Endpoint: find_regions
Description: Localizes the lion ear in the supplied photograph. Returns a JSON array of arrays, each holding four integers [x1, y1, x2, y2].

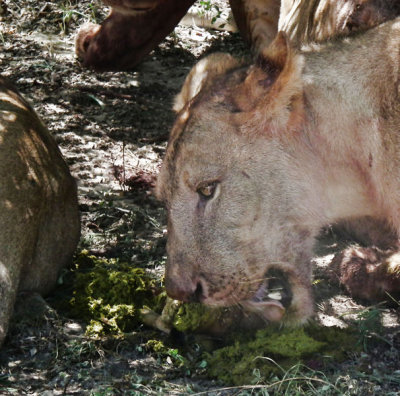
[[238, 32, 305, 132], [173, 53, 240, 113]]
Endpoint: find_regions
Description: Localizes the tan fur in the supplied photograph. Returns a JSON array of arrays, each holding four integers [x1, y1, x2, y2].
[[75, 23, 101, 60], [173, 53, 241, 113], [157, 18, 400, 324], [229, 0, 281, 51], [75, 0, 399, 70], [0, 79, 80, 346], [279, 0, 400, 47], [231, 0, 400, 54], [75, 0, 195, 71]]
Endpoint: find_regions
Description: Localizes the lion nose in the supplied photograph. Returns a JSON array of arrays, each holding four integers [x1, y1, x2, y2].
[[165, 276, 206, 303]]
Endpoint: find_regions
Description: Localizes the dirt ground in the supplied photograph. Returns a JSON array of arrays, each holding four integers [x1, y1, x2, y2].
[[0, 1, 400, 395]]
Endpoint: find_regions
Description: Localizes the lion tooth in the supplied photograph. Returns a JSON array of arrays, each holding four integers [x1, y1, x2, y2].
[[267, 291, 282, 301]]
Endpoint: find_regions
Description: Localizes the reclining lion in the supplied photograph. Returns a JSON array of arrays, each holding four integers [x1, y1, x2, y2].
[[0, 78, 80, 346], [156, 18, 400, 324]]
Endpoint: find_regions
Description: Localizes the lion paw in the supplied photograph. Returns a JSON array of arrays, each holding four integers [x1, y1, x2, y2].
[[75, 23, 101, 60]]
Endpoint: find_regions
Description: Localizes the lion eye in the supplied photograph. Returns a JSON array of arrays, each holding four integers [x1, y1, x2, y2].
[[197, 182, 217, 199]]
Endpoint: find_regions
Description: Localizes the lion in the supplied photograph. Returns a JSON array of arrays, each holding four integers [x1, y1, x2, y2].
[[231, 0, 400, 54], [75, 0, 195, 71], [278, 0, 400, 47], [156, 18, 400, 324], [76, 0, 400, 70], [0, 78, 80, 346]]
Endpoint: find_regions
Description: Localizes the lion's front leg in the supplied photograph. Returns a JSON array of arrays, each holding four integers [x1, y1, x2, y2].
[[0, 268, 20, 346], [75, 0, 195, 71]]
